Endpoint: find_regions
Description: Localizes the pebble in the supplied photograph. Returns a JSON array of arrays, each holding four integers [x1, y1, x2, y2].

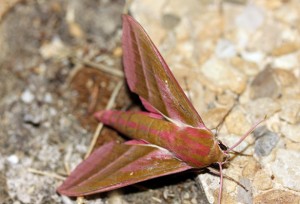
[[222, 166, 239, 194], [280, 123, 300, 143], [185, 80, 206, 113], [217, 92, 236, 107], [61, 196, 74, 204], [225, 107, 252, 136], [202, 107, 229, 130], [49, 107, 57, 116], [274, 68, 297, 87], [215, 39, 237, 58], [271, 42, 299, 56], [38, 145, 61, 170], [237, 178, 252, 204], [250, 67, 280, 99], [254, 190, 300, 204], [271, 149, 300, 191], [130, 0, 167, 44], [253, 126, 279, 157], [224, 0, 247, 4], [21, 90, 35, 104], [247, 22, 282, 53], [107, 190, 124, 204], [198, 173, 219, 204], [244, 98, 281, 121], [242, 158, 260, 177], [279, 99, 300, 124], [0, 158, 4, 171], [285, 139, 300, 152], [7, 155, 19, 165], [230, 57, 260, 76], [44, 93, 53, 103], [23, 112, 42, 126], [240, 51, 265, 64], [162, 13, 181, 30], [252, 169, 273, 191], [220, 191, 235, 204], [274, 2, 300, 24], [235, 4, 265, 32], [272, 53, 299, 69], [39, 36, 69, 59], [200, 58, 247, 94]]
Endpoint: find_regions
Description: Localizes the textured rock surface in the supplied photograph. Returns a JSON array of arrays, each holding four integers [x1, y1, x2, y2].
[[270, 149, 300, 191]]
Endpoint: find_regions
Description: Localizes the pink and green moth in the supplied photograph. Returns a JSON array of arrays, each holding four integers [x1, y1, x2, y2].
[[57, 14, 262, 203]]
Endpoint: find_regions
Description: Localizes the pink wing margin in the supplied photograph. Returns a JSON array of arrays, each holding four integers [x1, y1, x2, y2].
[[122, 15, 206, 128], [57, 142, 191, 196]]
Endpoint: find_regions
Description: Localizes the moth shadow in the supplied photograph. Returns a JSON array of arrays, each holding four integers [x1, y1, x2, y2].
[[83, 169, 203, 201], [122, 84, 152, 112]]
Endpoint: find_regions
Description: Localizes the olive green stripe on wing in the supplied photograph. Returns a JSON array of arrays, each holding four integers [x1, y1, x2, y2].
[[57, 142, 191, 196], [122, 15, 206, 128]]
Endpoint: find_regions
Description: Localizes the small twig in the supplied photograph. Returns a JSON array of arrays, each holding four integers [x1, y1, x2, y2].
[[151, 197, 162, 203], [64, 146, 73, 175], [87, 80, 100, 113], [67, 57, 124, 88], [28, 168, 66, 180], [85, 123, 104, 159], [66, 62, 83, 87], [82, 59, 124, 78], [79, 80, 123, 203], [64, 161, 71, 176], [84, 81, 124, 158]]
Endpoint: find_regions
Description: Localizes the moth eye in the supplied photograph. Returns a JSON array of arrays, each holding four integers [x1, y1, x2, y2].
[[218, 140, 228, 151]]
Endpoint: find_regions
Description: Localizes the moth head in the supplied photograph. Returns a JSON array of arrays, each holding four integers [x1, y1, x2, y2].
[[217, 140, 230, 163]]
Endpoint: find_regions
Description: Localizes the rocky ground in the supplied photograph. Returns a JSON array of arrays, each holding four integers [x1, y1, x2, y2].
[[0, 0, 300, 204]]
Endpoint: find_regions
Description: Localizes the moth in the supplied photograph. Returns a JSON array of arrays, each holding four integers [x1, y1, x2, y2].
[[58, 14, 262, 203]]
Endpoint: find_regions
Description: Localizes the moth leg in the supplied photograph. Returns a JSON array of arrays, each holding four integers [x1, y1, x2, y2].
[[227, 150, 251, 157], [218, 162, 223, 204], [206, 166, 248, 192]]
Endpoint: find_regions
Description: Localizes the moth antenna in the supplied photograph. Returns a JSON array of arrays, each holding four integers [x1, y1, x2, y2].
[[218, 162, 223, 204], [225, 116, 266, 154]]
